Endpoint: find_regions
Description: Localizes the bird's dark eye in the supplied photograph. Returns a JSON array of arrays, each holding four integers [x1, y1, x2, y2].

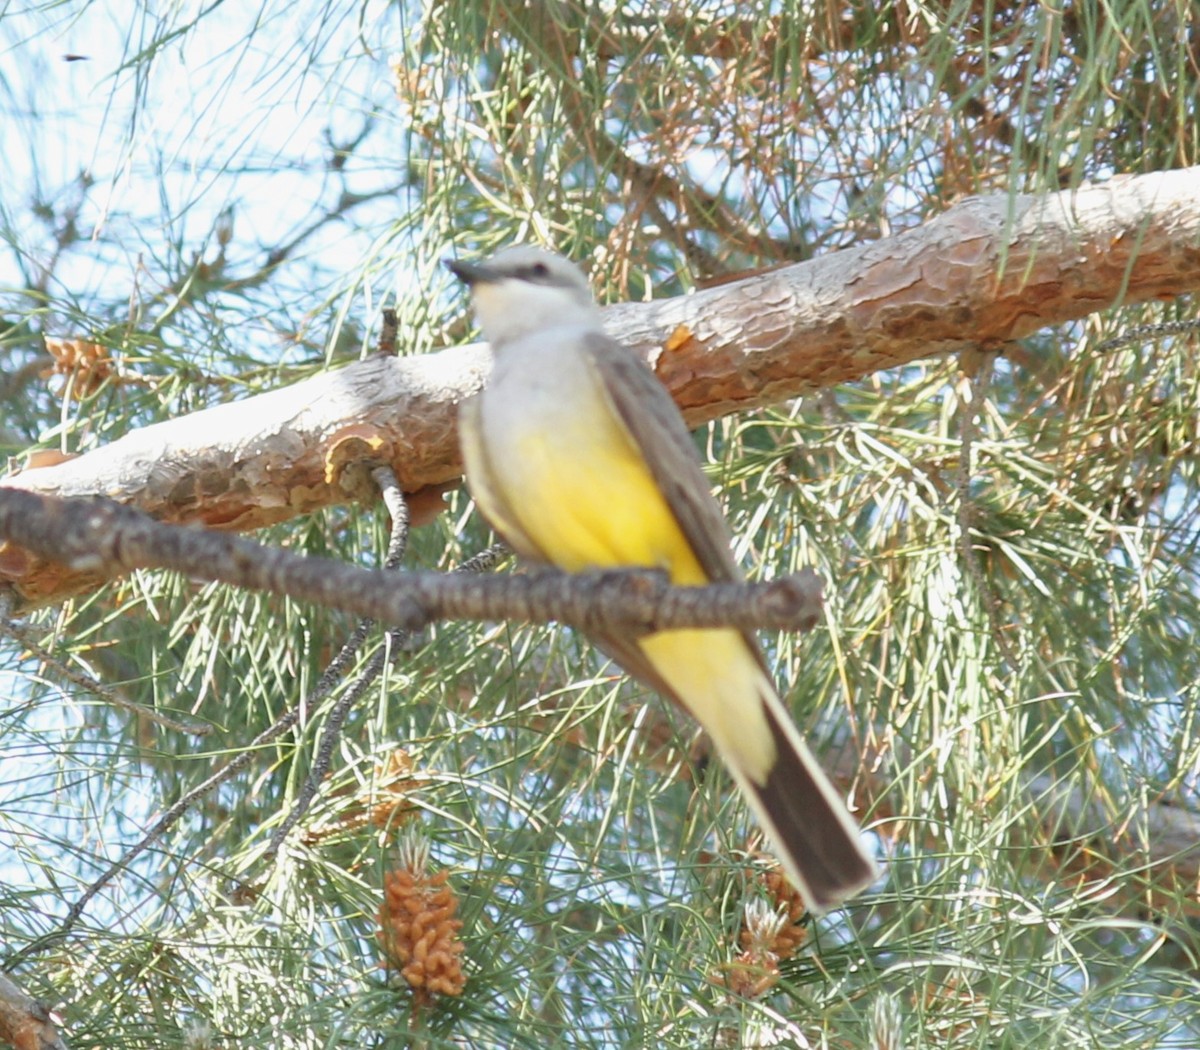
[[530, 262, 549, 279]]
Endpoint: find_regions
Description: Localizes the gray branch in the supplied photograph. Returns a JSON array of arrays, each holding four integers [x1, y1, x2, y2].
[[0, 489, 823, 635]]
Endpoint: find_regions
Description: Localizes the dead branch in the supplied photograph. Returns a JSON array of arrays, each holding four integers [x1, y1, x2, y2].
[[0, 489, 824, 635]]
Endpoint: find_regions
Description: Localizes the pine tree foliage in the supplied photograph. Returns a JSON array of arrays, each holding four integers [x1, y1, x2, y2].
[[1, 1, 1198, 1047]]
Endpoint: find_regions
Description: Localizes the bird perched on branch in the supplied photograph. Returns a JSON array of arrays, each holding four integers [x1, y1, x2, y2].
[[446, 245, 876, 912]]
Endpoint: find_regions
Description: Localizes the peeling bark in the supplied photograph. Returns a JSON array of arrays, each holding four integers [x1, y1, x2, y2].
[[0, 972, 67, 1050], [3, 166, 1199, 606]]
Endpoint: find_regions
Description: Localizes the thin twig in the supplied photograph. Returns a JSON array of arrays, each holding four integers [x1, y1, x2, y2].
[[0, 616, 212, 737], [265, 642, 396, 864], [264, 467, 412, 861], [455, 542, 509, 574], [1093, 318, 1200, 355]]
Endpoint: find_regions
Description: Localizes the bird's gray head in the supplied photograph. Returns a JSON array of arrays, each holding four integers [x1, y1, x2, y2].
[[445, 245, 601, 348]]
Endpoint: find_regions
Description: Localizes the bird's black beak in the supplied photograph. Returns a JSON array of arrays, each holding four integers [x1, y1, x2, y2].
[[443, 258, 494, 286]]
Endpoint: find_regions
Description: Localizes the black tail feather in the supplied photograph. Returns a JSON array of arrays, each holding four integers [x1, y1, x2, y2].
[[747, 702, 877, 912]]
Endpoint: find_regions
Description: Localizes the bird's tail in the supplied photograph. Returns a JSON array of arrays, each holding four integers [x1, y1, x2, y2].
[[615, 626, 877, 912], [723, 689, 878, 914]]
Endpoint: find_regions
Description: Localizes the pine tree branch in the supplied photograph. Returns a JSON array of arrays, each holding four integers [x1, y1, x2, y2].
[[0, 488, 825, 636], [832, 747, 1200, 917], [0, 972, 66, 1050], [2, 165, 1198, 607]]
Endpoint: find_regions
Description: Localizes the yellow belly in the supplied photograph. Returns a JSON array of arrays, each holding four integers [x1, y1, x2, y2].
[[513, 425, 706, 582], [478, 347, 706, 585], [467, 347, 776, 782]]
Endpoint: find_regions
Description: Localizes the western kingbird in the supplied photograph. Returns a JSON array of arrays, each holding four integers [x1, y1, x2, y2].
[[447, 246, 877, 912]]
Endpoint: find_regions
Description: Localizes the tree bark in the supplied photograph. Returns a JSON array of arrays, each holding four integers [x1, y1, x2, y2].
[[3, 165, 1199, 607]]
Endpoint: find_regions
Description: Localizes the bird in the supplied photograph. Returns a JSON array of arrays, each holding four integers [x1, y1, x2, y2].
[[445, 245, 877, 912]]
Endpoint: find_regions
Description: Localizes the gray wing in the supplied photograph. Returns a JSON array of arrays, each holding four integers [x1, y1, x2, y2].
[[576, 330, 776, 689], [579, 330, 744, 585]]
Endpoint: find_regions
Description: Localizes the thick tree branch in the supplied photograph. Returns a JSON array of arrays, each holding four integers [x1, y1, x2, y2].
[[830, 748, 1200, 916], [0, 972, 66, 1050], [0, 489, 824, 634], [1029, 772, 1200, 913], [2, 166, 1198, 606]]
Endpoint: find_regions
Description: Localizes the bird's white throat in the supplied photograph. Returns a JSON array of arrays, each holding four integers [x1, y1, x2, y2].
[[471, 277, 602, 348]]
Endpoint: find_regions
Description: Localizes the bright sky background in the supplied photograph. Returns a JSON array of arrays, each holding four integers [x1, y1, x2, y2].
[[1, 0, 422, 364]]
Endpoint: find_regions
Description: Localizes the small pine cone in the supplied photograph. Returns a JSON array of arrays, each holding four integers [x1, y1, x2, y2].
[[720, 948, 782, 1000], [368, 749, 426, 832], [43, 337, 115, 396], [379, 863, 466, 1001], [758, 866, 807, 959], [714, 897, 786, 999], [713, 864, 811, 1000]]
